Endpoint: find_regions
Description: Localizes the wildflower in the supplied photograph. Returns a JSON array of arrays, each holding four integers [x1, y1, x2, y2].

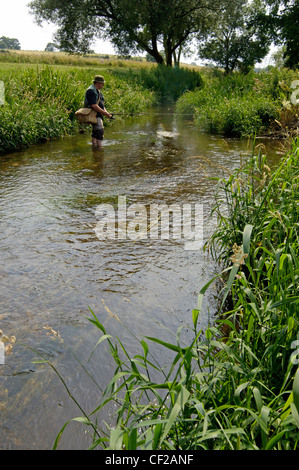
[[282, 99, 292, 110], [230, 243, 248, 267]]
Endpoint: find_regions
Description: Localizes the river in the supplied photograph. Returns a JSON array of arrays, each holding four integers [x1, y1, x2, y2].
[[0, 107, 281, 449]]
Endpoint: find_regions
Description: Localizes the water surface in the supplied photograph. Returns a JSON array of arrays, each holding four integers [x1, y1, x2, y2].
[[0, 108, 280, 449]]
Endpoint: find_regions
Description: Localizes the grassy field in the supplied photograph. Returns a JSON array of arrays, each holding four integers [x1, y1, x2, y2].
[[0, 49, 148, 68], [0, 49, 204, 69]]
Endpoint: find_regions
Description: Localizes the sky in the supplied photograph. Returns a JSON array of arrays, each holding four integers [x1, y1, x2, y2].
[[0, 0, 116, 53]]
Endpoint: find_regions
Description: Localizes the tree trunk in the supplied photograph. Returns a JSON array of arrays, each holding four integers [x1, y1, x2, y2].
[[173, 44, 182, 68], [164, 37, 173, 67], [150, 36, 164, 64]]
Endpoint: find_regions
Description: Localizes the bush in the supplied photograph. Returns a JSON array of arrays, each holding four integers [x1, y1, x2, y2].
[[175, 70, 289, 137], [193, 95, 278, 137], [135, 65, 204, 102]]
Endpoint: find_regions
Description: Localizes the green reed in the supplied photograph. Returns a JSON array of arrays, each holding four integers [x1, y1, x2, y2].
[[176, 68, 299, 137], [39, 140, 298, 450], [0, 65, 155, 153], [110, 64, 203, 102]]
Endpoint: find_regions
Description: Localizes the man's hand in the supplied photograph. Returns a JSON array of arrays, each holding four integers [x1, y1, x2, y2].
[[104, 110, 113, 119]]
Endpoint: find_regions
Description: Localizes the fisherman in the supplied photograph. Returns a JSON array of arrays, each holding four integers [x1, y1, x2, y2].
[[84, 75, 112, 148]]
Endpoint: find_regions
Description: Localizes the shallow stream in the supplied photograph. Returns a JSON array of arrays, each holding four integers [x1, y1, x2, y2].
[[0, 107, 280, 449]]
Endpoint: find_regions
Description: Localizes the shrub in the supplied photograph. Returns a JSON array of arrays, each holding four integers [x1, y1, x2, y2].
[[134, 65, 203, 102], [176, 70, 282, 137]]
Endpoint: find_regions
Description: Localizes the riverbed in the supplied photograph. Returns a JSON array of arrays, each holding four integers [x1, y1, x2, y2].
[[0, 107, 280, 449]]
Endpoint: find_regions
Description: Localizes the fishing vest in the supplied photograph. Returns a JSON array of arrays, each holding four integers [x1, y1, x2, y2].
[[84, 84, 105, 111]]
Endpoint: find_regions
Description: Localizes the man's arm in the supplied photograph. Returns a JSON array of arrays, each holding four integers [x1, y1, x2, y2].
[[91, 103, 112, 118]]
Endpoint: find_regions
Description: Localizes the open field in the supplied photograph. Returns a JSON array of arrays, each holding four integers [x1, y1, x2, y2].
[[0, 49, 205, 71]]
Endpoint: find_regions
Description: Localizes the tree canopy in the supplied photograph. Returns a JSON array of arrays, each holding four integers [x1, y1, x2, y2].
[[29, 0, 299, 69], [0, 36, 21, 50], [29, 0, 219, 66], [197, 0, 271, 74], [265, 0, 299, 68]]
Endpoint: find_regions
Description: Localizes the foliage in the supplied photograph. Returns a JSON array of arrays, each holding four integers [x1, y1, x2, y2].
[[28, 0, 219, 67], [0, 66, 155, 153], [176, 67, 299, 137], [120, 65, 204, 102], [197, 0, 271, 74], [0, 36, 21, 50], [281, 1, 299, 68], [45, 42, 60, 52], [193, 94, 278, 137], [263, 0, 299, 69]]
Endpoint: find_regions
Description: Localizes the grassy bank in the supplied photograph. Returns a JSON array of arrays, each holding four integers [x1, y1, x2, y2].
[[0, 58, 203, 153], [0, 65, 156, 153], [48, 140, 298, 450], [176, 67, 299, 138]]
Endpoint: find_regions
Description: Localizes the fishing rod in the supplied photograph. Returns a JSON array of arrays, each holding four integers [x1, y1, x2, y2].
[[110, 112, 193, 119]]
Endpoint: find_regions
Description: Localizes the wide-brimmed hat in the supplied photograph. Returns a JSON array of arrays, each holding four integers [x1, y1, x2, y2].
[[94, 75, 105, 84]]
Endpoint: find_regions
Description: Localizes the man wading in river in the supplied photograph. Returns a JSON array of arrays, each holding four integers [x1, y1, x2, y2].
[[84, 75, 112, 148]]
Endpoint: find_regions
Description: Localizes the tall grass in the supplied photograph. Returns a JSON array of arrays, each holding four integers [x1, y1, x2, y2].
[[112, 64, 204, 102], [35, 141, 299, 450], [0, 66, 156, 153], [0, 50, 146, 68], [135, 65, 203, 102], [176, 68, 299, 137]]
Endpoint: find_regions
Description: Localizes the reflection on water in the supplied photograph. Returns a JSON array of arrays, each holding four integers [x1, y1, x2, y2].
[[0, 107, 280, 449]]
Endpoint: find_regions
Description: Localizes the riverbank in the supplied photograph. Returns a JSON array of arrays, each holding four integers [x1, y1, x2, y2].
[[63, 139, 299, 450], [0, 65, 157, 153], [0, 62, 204, 153], [176, 67, 299, 139], [2, 55, 298, 153]]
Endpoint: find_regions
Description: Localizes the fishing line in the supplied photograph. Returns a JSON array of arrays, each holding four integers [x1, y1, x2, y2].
[[110, 112, 193, 119]]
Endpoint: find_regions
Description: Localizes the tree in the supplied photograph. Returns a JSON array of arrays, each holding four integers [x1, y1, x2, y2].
[[29, 0, 219, 66], [45, 42, 59, 51], [197, 0, 271, 74], [255, 0, 299, 68], [270, 0, 299, 68], [0, 36, 21, 50], [281, 1, 299, 68]]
